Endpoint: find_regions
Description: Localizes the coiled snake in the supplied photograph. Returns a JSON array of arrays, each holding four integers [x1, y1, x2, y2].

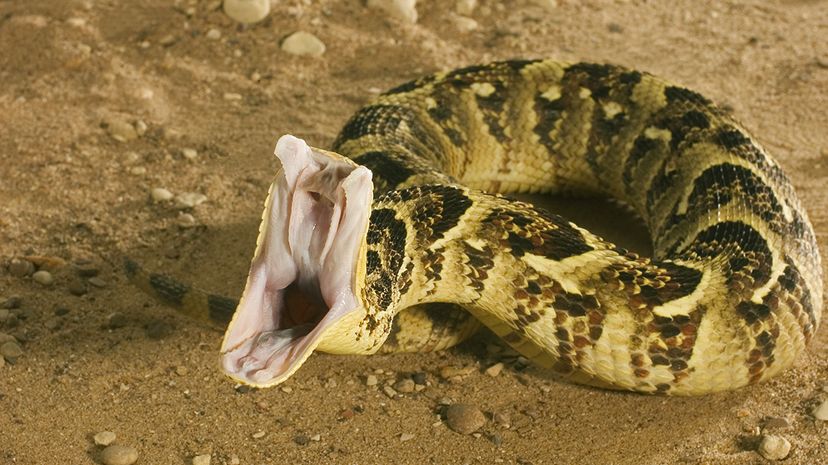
[[128, 60, 822, 395]]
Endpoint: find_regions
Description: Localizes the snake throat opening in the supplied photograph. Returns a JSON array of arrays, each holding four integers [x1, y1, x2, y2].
[[220, 135, 373, 387]]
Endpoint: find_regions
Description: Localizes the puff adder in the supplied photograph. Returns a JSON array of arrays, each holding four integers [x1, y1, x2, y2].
[[129, 59, 822, 395]]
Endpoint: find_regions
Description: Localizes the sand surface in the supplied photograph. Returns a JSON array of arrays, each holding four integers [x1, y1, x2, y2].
[[1, 0, 827, 464]]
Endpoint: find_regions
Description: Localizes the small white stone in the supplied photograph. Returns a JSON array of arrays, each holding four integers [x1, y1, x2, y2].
[[223, 92, 243, 101], [455, 0, 477, 16], [485, 362, 504, 377], [66, 17, 87, 27], [365, 374, 378, 386], [451, 14, 478, 33], [399, 432, 415, 442], [93, 431, 117, 446], [223, 0, 271, 24], [206, 28, 222, 40], [758, 435, 791, 461], [181, 148, 198, 160], [229, 456, 240, 465], [134, 120, 148, 136], [107, 119, 138, 142], [367, 0, 418, 23], [281, 31, 326, 57], [129, 166, 147, 176], [100, 445, 139, 465], [310, 434, 321, 442], [175, 192, 208, 209], [813, 399, 828, 421], [192, 454, 211, 465], [151, 187, 174, 202], [32, 270, 54, 286], [530, 0, 558, 9], [251, 430, 266, 439]]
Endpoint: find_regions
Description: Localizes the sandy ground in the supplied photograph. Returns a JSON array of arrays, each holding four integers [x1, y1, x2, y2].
[[1, 0, 827, 464]]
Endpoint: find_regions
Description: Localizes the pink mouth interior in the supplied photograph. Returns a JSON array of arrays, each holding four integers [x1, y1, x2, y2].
[[220, 135, 373, 386]]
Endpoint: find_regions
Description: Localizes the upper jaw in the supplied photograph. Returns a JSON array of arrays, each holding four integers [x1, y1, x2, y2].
[[219, 135, 373, 387]]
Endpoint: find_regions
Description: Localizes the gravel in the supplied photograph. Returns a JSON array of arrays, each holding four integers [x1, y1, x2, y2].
[[68, 279, 88, 296], [813, 399, 828, 421], [367, 0, 418, 24], [485, 362, 504, 377], [281, 31, 326, 57], [100, 444, 139, 465], [757, 434, 791, 461], [32, 270, 54, 286], [192, 454, 211, 465], [8, 258, 34, 277], [151, 187, 174, 202], [445, 403, 486, 434], [106, 118, 138, 142], [206, 28, 221, 40], [175, 192, 207, 209], [223, 0, 270, 24], [394, 378, 416, 393], [1, 340, 24, 362], [181, 148, 198, 160], [365, 374, 378, 386], [93, 431, 117, 446]]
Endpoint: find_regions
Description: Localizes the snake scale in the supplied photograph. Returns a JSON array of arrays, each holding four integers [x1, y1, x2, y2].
[[128, 59, 822, 395]]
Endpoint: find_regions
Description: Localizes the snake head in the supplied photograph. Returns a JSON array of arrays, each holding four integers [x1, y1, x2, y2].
[[220, 135, 375, 387]]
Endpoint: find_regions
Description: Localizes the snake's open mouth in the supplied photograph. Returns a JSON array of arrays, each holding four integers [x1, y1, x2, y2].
[[220, 135, 373, 387]]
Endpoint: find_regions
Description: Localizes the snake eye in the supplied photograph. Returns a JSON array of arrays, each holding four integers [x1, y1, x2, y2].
[[219, 135, 373, 387]]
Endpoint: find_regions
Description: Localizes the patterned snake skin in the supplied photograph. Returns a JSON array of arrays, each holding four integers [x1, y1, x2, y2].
[[129, 60, 822, 395]]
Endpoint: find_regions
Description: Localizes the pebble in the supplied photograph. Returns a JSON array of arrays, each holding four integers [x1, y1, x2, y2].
[[107, 312, 128, 329], [32, 270, 54, 286], [88, 277, 107, 288], [399, 432, 415, 442], [293, 434, 309, 445], [73, 260, 100, 277], [394, 378, 416, 393], [106, 119, 138, 142], [757, 434, 791, 461], [192, 454, 211, 465], [492, 412, 512, 429], [223, 0, 270, 24], [0, 309, 8, 323], [134, 120, 147, 137], [175, 365, 189, 376], [151, 187, 174, 202], [68, 279, 88, 296], [445, 404, 486, 434], [456, 0, 477, 16], [206, 28, 222, 40], [310, 434, 321, 442], [93, 431, 117, 446], [145, 320, 173, 339], [412, 372, 427, 385], [0, 333, 15, 344], [100, 444, 139, 465], [181, 148, 198, 160], [451, 15, 478, 33], [530, 0, 558, 9], [175, 192, 208, 209], [9, 258, 34, 277], [281, 31, 326, 57], [367, 0, 418, 24], [365, 374, 378, 386], [252, 430, 266, 439], [1, 341, 23, 362], [44, 317, 62, 331], [813, 399, 828, 420], [485, 362, 504, 377], [130, 167, 147, 176], [440, 365, 475, 382], [2, 296, 22, 309], [178, 213, 197, 228], [383, 385, 398, 398], [223, 92, 242, 101]]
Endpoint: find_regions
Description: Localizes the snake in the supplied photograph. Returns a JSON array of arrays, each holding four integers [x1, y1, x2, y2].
[[127, 59, 822, 395]]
